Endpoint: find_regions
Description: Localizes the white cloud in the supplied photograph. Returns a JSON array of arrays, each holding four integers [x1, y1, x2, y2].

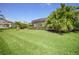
[[46, 3, 51, 6], [39, 3, 52, 7]]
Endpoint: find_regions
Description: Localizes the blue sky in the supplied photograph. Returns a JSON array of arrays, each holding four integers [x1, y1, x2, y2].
[[0, 3, 79, 22]]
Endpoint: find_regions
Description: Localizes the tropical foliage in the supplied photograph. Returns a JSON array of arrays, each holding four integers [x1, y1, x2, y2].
[[15, 21, 27, 29], [27, 23, 34, 29], [45, 4, 79, 32]]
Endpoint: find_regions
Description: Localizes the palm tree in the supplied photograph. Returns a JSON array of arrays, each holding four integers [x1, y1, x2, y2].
[[45, 3, 79, 32]]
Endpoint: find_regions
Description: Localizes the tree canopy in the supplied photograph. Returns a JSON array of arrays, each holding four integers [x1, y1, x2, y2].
[[45, 4, 79, 32], [15, 21, 27, 29]]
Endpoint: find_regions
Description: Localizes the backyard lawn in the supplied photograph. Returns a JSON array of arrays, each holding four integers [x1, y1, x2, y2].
[[0, 29, 79, 55]]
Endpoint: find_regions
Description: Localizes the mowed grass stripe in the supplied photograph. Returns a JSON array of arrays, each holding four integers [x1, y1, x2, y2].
[[4, 31, 59, 54], [1, 31, 53, 54], [0, 29, 79, 54], [1, 30, 61, 54], [7, 29, 79, 47], [0, 35, 12, 54], [4, 29, 79, 54]]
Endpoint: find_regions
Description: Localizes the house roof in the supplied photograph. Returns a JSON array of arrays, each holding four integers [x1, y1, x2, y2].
[[32, 18, 47, 24], [0, 19, 13, 24]]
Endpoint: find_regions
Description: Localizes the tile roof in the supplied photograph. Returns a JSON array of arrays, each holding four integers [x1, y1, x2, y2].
[[32, 18, 46, 23], [0, 19, 13, 24]]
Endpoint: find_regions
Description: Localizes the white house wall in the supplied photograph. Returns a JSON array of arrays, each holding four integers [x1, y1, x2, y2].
[[0, 24, 8, 28]]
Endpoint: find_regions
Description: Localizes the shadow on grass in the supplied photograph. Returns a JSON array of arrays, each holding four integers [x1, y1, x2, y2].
[[0, 36, 12, 55], [46, 30, 65, 35], [0, 29, 4, 32], [46, 30, 79, 35], [0, 28, 12, 32]]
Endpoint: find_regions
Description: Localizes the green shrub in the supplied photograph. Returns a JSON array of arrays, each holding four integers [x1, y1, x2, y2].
[[15, 22, 27, 29], [45, 4, 79, 33]]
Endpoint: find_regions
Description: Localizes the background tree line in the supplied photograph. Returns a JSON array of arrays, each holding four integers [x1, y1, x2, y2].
[[15, 21, 33, 30]]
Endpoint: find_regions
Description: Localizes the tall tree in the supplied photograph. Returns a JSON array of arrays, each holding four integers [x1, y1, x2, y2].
[[45, 4, 79, 32]]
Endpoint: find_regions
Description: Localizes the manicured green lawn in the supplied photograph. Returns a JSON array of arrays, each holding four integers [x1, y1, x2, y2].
[[0, 29, 79, 55]]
